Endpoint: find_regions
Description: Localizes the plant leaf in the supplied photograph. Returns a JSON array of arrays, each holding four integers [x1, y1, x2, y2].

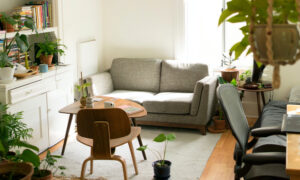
[[137, 145, 147, 151], [20, 149, 40, 168], [16, 140, 39, 152], [15, 33, 29, 53], [153, 134, 166, 142], [227, 14, 246, 23], [166, 133, 176, 141], [218, 9, 235, 26]]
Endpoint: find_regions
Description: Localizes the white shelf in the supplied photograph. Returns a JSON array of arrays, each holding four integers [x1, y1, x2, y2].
[[0, 27, 58, 39]]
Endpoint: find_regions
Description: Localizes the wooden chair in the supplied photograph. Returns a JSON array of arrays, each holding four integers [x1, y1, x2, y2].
[[76, 108, 141, 180]]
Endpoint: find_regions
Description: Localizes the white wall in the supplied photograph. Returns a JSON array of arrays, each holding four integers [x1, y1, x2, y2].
[[61, 0, 104, 81], [102, 0, 179, 68]]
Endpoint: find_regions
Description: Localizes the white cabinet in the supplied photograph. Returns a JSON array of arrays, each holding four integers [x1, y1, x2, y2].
[[0, 66, 73, 153], [47, 71, 73, 147], [8, 94, 49, 152]]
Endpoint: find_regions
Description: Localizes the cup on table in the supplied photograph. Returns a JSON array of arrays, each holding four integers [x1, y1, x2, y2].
[[39, 64, 48, 73]]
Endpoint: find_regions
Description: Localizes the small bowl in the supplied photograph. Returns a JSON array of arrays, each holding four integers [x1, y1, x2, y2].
[[243, 83, 258, 89]]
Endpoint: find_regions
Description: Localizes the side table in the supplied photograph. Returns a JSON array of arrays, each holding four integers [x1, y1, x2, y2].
[[238, 87, 274, 116]]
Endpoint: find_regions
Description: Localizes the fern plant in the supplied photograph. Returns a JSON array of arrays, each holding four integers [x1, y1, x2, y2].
[[36, 35, 66, 58], [0, 103, 38, 160]]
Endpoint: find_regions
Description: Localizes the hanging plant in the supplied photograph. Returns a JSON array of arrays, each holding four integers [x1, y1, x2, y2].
[[219, 0, 300, 88]]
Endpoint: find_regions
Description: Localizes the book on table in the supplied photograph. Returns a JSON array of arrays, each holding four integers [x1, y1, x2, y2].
[[118, 105, 143, 115], [281, 114, 300, 133]]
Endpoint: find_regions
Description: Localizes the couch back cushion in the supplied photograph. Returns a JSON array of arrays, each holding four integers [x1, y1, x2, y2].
[[160, 60, 208, 92], [110, 58, 162, 92]]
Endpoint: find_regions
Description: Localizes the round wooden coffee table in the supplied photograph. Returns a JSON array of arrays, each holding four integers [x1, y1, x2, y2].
[[59, 96, 147, 159]]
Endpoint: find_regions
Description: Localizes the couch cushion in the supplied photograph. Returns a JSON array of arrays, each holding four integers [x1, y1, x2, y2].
[[160, 60, 209, 92], [110, 58, 162, 92], [103, 90, 156, 104], [143, 92, 193, 115]]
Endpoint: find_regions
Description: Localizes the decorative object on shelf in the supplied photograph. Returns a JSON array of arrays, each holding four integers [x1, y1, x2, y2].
[[75, 72, 91, 108], [36, 34, 66, 66], [14, 70, 38, 79], [221, 53, 239, 83], [39, 64, 48, 73], [219, 0, 300, 88], [137, 133, 176, 180]]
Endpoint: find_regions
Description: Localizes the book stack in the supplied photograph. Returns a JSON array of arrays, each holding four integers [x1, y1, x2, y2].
[[21, 1, 53, 29], [0, 39, 4, 52], [6, 39, 20, 63], [13, 6, 33, 30]]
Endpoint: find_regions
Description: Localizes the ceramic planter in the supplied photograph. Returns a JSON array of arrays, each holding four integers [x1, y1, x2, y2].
[[254, 24, 300, 61], [0, 162, 34, 180], [40, 55, 54, 66], [153, 160, 171, 180], [32, 170, 53, 180], [0, 67, 15, 80]]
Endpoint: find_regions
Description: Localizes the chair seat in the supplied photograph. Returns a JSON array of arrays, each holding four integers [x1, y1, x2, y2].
[[77, 127, 141, 148]]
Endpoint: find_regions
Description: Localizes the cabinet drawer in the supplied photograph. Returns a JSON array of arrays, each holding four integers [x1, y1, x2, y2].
[[9, 81, 46, 104]]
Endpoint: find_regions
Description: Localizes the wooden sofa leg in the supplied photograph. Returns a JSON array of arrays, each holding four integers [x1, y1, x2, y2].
[[199, 126, 206, 135]]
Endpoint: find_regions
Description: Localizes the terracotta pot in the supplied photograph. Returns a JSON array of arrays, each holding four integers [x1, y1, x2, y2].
[[40, 55, 53, 66], [213, 116, 226, 130], [80, 97, 87, 108], [254, 24, 300, 61], [32, 170, 52, 180], [221, 69, 239, 83], [3, 22, 15, 32], [0, 162, 34, 180]]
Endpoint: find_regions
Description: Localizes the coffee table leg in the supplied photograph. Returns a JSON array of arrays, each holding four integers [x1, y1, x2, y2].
[[256, 92, 262, 116], [131, 118, 147, 160], [61, 114, 73, 155], [261, 92, 266, 106]]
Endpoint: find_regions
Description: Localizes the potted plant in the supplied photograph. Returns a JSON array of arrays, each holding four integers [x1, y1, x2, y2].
[[0, 12, 36, 81], [0, 162, 34, 180], [239, 70, 251, 87], [137, 133, 176, 179], [221, 53, 239, 83], [36, 35, 66, 66], [75, 72, 91, 107]]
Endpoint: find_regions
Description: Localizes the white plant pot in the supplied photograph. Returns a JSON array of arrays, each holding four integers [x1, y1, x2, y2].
[[0, 67, 15, 80]]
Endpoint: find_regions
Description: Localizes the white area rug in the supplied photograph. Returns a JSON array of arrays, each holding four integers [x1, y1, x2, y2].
[[53, 127, 220, 180]]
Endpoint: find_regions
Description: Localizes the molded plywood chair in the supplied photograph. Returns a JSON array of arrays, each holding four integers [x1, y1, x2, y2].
[[76, 108, 141, 180]]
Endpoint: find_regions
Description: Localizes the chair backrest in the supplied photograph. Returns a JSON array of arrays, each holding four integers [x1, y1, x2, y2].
[[217, 84, 250, 152], [77, 108, 131, 140]]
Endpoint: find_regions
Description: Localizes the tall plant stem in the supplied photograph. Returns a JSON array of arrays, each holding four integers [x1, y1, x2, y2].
[[162, 140, 168, 166]]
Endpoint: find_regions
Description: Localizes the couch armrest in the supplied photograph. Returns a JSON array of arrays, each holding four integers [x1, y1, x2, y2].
[[193, 76, 218, 125], [251, 126, 285, 137], [85, 72, 114, 96]]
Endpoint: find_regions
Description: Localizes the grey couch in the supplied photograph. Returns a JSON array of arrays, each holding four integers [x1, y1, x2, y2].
[[86, 58, 218, 134]]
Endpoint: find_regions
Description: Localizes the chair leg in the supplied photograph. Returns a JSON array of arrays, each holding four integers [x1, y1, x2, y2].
[[112, 155, 128, 180], [80, 157, 93, 180], [128, 141, 138, 175], [90, 159, 93, 174]]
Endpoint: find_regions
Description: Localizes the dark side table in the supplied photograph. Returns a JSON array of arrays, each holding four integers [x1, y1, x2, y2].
[[238, 87, 274, 116]]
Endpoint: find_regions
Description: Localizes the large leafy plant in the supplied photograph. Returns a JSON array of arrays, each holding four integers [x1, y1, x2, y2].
[[0, 103, 39, 160], [0, 12, 36, 68], [36, 35, 66, 58], [137, 133, 176, 167], [218, 0, 298, 60]]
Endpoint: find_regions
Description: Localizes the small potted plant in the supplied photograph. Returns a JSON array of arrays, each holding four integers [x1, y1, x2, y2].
[[29, 151, 66, 180], [36, 35, 66, 66], [221, 53, 239, 83], [0, 13, 35, 81], [239, 70, 251, 87], [137, 133, 176, 179], [75, 72, 91, 107]]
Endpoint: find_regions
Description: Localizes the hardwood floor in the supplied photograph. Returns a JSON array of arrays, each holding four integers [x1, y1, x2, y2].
[[200, 118, 257, 180]]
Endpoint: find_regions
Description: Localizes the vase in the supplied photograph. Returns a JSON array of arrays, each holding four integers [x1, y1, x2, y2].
[[40, 55, 53, 66], [0, 67, 15, 80], [80, 97, 87, 108], [254, 24, 300, 61], [251, 60, 265, 83]]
